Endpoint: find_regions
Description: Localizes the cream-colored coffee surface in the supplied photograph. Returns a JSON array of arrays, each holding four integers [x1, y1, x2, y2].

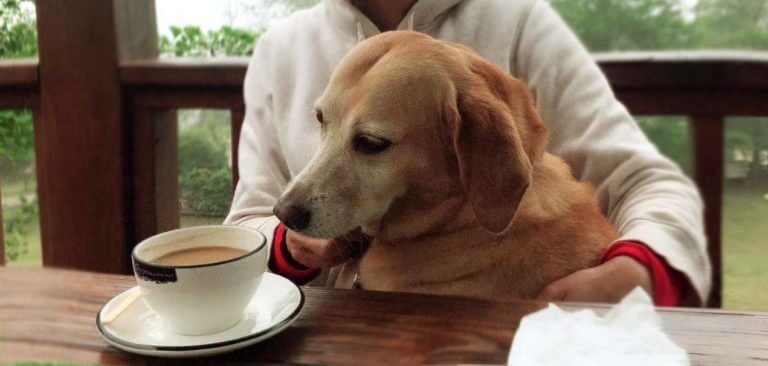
[[152, 246, 249, 266]]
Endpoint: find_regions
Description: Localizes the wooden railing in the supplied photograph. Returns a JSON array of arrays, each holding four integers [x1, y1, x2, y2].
[[120, 58, 248, 248], [598, 51, 768, 307], [2, 51, 768, 307]]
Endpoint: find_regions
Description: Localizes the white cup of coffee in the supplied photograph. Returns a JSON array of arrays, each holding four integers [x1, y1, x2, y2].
[[131, 225, 267, 335]]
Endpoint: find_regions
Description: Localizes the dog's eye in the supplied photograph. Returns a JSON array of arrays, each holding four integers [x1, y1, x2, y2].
[[353, 134, 392, 155], [315, 110, 324, 125]]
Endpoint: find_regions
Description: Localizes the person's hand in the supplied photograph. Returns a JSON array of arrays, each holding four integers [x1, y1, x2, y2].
[[536, 256, 652, 303], [285, 229, 366, 269]]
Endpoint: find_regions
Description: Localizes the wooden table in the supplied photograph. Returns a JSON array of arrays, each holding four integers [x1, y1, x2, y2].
[[2, 267, 768, 365]]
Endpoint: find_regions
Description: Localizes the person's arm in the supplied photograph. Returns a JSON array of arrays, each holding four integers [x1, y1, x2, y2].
[[514, 0, 710, 304], [224, 31, 285, 241], [225, 33, 353, 285], [224, 33, 319, 283]]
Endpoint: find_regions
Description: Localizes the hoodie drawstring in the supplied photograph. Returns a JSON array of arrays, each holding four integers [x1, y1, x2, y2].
[[356, 22, 366, 43], [406, 11, 416, 31]]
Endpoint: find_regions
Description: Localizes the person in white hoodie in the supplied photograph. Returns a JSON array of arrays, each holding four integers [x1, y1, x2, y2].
[[225, 0, 710, 306]]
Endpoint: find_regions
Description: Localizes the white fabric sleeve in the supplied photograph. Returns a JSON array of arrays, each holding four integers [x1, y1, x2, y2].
[[512, 0, 711, 302], [224, 33, 290, 249]]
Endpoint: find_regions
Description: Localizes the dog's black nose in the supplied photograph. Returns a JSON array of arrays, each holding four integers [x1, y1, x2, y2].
[[273, 201, 311, 231]]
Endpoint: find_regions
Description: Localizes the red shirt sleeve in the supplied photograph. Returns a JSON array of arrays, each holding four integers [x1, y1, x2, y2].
[[268, 223, 321, 285], [599, 240, 687, 306]]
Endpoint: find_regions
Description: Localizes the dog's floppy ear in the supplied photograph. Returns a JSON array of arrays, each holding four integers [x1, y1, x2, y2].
[[449, 55, 547, 235]]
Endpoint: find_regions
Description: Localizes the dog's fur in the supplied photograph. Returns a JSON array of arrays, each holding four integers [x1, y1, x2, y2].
[[276, 31, 618, 300]]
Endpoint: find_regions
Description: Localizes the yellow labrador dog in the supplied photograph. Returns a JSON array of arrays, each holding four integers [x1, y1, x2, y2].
[[274, 31, 617, 300]]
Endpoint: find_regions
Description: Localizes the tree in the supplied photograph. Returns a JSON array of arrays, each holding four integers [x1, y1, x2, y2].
[[691, 1, 768, 178], [179, 124, 228, 173], [159, 25, 260, 57], [548, 0, 694, 175], [0, 0, 37, 58], [181, 168, 233, 215], [1, 0, 39, 263], [550, 0, 768, 179], [692, 0, 768, 49], [0, 110, 33, 170], [0, 0, 37, 170], [176, 111, 233, 216], [549, 0, 692, 51]]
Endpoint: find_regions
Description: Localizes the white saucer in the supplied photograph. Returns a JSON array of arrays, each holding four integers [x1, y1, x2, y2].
[[97, 273, 304, 358]]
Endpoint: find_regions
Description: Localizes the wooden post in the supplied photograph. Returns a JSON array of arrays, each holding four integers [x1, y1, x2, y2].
[[0, 175, 5, 265], [131, 109, 179, 243], [692, 116, 724, 308], [150, 111, 180, 235], [35, 0, 160, 273], [231, 107, 245, 189], [32, 107, 52, 266], [118, 0, 180, 244]]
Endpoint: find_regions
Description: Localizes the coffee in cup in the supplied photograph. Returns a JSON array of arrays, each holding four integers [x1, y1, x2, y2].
[[152, 246, 250, 266], [131, 225, 267, 335]]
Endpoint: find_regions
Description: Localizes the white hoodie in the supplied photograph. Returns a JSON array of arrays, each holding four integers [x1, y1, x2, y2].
[[225, 0, 710, 302]]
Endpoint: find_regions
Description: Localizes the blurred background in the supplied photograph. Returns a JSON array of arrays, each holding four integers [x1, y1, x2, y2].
[[1, 0, 766, 309]]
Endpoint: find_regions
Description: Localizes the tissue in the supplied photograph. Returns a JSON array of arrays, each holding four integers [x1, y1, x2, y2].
[[508, 287, 689, 366]]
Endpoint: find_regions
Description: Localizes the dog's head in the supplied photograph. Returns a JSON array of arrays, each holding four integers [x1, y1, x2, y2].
[[274, 31, 547, 239]]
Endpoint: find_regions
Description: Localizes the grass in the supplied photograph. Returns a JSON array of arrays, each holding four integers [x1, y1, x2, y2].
[[2, 178, 41, 266], [1, 179, 31, 198], [722, 180, 768, 310], [3, 179, 768, 310], [3, 205, 42, 266]]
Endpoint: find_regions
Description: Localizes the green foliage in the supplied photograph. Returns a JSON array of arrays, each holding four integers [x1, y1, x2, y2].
[[0, 0, 37, 168], [3, 195, 38, 262], [550, 0, 692, 51], [728, 118, 768, 179], [159, 25, 260, 57], [177, 113, 232, 216], [549, 0, 768, 51], [1, 0, 39, 264], [180, 167, 233, 215], [637, 117, 692, 174], [722, 180, 768, 310], [692, 0, 768, 49], [725, 118, 761, 154], [0, 0, 38, 58], [0, 109, 33, 164], [549, 0, 768, 180], [178, 122, 228, 174]]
